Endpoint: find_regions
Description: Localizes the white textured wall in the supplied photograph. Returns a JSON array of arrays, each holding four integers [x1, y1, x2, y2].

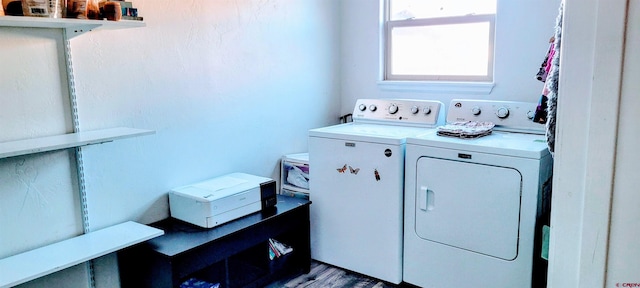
[[340, 0, 561, 114], [0, 1, 340, 287]]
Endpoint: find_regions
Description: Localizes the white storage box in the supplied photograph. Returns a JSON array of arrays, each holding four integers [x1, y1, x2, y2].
[[280, 153, 309, 199]]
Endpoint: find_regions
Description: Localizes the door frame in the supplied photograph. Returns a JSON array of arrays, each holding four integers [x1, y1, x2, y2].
[[547, 0, 627, 286]]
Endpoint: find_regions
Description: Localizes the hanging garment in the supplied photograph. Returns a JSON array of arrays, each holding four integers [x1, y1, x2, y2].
[[534, 36, 557, 125], [533, 95, 549, 124], [545, 2, 563, 156], [536, 42, 555, 82]]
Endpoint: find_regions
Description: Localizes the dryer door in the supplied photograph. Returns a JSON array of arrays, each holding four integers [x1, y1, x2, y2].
[[414, 156, 522, 260]]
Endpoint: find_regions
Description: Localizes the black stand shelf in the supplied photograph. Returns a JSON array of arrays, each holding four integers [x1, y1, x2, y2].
[[118, 195, 311, 288]]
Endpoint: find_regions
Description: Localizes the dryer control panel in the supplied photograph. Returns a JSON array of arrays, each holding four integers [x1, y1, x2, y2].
[[352, 99, 444, 127], [447, 99, 546, 134]]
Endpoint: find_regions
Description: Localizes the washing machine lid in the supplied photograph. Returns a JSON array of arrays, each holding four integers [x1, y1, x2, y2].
[[309, 123, 434, 145], [406, 131, 550, 159]]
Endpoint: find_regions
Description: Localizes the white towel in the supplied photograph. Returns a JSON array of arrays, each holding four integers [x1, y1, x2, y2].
[[437, 121, 495, 139]]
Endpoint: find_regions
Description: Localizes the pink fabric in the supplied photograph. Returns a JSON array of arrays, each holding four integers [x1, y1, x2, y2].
[[545, 44, 556, 75]]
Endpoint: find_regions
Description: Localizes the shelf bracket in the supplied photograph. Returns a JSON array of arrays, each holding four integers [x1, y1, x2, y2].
[[63, 28, 96, 288], [64, 24, 101, 38]]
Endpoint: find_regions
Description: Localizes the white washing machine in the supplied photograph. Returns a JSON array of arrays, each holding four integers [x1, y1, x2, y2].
[[309, 98, 443, 284], [403, 99, 553, 288]]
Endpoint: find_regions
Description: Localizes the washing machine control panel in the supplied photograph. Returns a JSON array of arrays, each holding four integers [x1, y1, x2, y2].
[[352, 99, 444, 127], [447, 99, 545, 134]]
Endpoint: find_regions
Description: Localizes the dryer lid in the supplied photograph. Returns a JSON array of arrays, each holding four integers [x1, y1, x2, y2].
[[407, 130, 550, 159]]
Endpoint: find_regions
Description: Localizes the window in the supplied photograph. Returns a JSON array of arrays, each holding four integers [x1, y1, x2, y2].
[[384, 0, 497, 82]]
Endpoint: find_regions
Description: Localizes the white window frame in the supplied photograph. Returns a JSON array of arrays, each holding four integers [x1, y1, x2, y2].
[[380, 0, 496, 93]]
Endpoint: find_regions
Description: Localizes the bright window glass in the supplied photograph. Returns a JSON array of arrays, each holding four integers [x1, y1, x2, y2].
[[385, 0, 497, 82]]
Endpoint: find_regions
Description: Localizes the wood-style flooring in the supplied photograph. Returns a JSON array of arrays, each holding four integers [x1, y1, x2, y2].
[[265, 261, 411, 288]]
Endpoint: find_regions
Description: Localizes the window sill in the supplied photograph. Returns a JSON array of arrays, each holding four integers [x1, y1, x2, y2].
[[377, 81, 495, 94]]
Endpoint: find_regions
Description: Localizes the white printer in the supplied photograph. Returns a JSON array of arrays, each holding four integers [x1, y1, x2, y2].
[[169, 173, 277, 228]]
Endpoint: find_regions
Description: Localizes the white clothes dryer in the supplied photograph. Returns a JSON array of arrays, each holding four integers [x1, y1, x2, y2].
[[403, 100, 553, 288], [309, 99, 443, 284]]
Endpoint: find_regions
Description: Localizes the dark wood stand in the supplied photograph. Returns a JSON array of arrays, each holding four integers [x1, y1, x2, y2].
[[118, 195, 311, 288]]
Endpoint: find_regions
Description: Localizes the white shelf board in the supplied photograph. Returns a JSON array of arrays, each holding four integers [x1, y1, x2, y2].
[[0, 15, 144, 34], [0, 221, 163, 288], [0, 127, 155, 159]]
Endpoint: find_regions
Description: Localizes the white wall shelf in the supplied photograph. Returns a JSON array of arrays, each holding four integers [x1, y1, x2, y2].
[[0, 15, 145, 37], [0, 221, 164, 288], [1, 13, 157, 288], [0, 127, 155, 159]]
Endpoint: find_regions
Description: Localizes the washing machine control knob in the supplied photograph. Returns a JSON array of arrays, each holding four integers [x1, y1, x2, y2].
[[358, 104, 367, 111], [423, 106, 432, 115], [471, 106, 482, 115], [527, 110, 535, 119], [496, 107, 510, 118], [410, 106, 419, 114], [369, 105, 377, 112], [388, 104, 399, 114]]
